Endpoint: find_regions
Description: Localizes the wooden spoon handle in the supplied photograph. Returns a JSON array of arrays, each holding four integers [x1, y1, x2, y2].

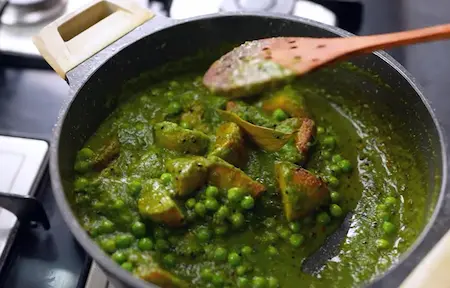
[[400, 229, 450, 288], [344, 23, 450, 54]]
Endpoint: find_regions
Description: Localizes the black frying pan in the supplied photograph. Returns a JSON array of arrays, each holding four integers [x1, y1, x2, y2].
[[32, 0, 449, 287]]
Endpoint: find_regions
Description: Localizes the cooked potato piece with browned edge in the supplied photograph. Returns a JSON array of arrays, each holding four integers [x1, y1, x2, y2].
[[92, 136, 120, 171], [262, 86, 308, 118], [154, 121, 210, 155], [275, 161, 329, 221], [207, 156, 265, 197], [138, 179, 185, 227], [295, 118, 316, 161], [209, 122, 247, 167], [136, 266, 188, 288], [166, 156, 210, 197], [180, 103, 209, 133]]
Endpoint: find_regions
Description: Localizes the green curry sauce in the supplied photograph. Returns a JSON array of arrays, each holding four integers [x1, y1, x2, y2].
[[72, 72, 426, 288]]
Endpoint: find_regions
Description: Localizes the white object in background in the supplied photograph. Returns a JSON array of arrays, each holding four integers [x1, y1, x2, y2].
[[0, 136, 48, 257], [294, 0, 336, 26], [170, 0, 222, 19]]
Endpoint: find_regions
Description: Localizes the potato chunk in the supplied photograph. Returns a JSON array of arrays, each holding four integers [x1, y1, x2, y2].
[[154, 121, 210, 155], [92, 136, 120, 171], [136, 266, 188, 288], [262, 86, 308, 118], [166, 156, 209, 197], [295, 118, 316, 159], [275, 161, 329, 221], [138, 179, 184, 227], [209, 122, 247, 167], [207, 156, 265, 197]]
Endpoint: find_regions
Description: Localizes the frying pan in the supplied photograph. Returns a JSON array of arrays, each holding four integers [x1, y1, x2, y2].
[[32, 0, 450, 287]]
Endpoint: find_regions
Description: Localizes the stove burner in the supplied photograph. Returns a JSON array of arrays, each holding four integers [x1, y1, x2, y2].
[[1, 0, 67, 26]]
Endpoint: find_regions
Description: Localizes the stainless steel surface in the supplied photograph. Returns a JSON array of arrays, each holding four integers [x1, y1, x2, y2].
[[0, 0, 149, 57], [1, 0, 67, 25]]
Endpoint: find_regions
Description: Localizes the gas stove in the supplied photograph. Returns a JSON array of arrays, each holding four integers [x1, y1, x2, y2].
[[0, 1, 363, 288]]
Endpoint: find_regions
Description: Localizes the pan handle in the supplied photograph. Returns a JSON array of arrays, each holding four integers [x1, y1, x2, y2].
[[400, 229, 450, 288], [32, 0, 154, 79]]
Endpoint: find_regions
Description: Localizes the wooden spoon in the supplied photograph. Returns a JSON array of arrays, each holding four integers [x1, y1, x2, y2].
[[203, 23, 450, 97]]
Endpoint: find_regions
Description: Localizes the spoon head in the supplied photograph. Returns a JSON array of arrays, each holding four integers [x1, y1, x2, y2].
[[203, 37, 336, 98]]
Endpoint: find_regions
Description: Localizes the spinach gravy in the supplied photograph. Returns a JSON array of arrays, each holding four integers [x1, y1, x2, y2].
[[72, 72, 426, 288]]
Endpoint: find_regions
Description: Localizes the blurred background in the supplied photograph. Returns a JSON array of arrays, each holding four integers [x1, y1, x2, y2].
[[0, 0, 449, 288]]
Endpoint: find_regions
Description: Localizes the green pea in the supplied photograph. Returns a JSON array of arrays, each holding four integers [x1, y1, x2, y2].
[[230, 212, 245, 229], [317, 126, 325, 135], [186, 210, 196, 222], [215, 206, 230, 222], [377, 204, 388, 211], [376, 239, 390, 249], [115, 234, 134, 249], [78, 147, 95, 160], [201, 268, 213, 280], [121, 262, 133, 272], [128, 253, 140, 264], [74, 161, 90, 173], [228, 187, 245, 202], [276, 227, 291, 240], [339, 159, 352, 173], [383, 221, 396, 234], [272, 108, 288, 121], [131, 221, 146, 238], [155, 239, 170, 251], [169, 80, 179, 88], [331, 154, 343, 164], [215, 224, 229, 236], [289, 222, 301, 233], [195, 202, 207, 216], [185, 198, 196, 209], [99, 219, 115, 234], [74, 177, 89, 191], [326, 176, 339, 188], [206, 186, 219, 198], [180, 121, 191, 129], [128, 180, 142, 196], [166, 102, 182, 115], [266, 245, 278, 257], [214, 247, 228, 262], [100, 238, 116, 253], [160, 173, 173, 185], [196, 228, 212, 242], [163, 254, 176, 267], [252, 276, 267, 288], [138, 238, 153, 251], [236, 265, 247, 276], [289, 234, 305, 247], [323, 136, 336, 149], [316, 212, 331, 225], [237, 277, 249, 287], [240, 196, 255, 210], [165, 91, 174, 98], [228, 252, 241, 267], [330, 191, 340, 203], [205, 198, 219, 211], [321, 150, 331, 160], [212, 273, 225, 287], [112, 199, 125, 210], [385, 196, 397, 207], [112, 251, 127, 264], [330, 204, 343, 217], [378, 211, 391, 221], [263, 218, 276, 228], [329, 164, 341, 176], [267, 277, 279, 288], [241, 246, 252, 256]]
